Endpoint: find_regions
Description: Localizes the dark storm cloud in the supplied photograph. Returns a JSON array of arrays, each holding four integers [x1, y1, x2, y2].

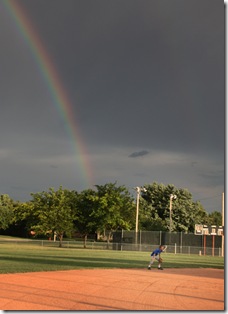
[[21, 0, 224, 154], [198, 171, 225, 187], [91, 1, 220, 155], [36, 0, 224, 154], [0, 0, 224, 213], [129, 150, 149, 158]]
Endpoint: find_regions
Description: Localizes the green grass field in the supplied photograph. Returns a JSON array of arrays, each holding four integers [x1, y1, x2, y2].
[[0, 242, 224, 274]]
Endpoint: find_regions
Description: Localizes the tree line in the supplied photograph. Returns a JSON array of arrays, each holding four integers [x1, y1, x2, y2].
[[0, 182, 222, 247]]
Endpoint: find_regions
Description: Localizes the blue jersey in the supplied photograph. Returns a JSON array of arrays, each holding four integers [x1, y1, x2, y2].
[[151, 248, 163, 256]]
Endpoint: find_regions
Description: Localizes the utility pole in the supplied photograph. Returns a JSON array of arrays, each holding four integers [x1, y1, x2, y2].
[[222, 192, 224, 257], [169, 194, 177, 232], [135, 187, 140, 234], [134, 186, 147, 244]]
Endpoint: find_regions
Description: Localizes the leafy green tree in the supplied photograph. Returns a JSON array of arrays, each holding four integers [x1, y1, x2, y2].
[[207, 211, 222, 226], [73, 183, 135, 247], [10, 201, 36, 237], [30, 186, 77, 247], [0, 194, 14, 230], [139, 183, 167, 231], [139, 182, 208, 232], [94, 182, 135, 241], [73, 188, 98, 248]]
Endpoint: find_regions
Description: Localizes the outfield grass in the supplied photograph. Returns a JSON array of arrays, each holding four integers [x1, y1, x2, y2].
[[0, 242, 224, 274]]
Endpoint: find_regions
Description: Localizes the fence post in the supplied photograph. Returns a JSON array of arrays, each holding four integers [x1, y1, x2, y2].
[[180, 232, 182, 254], [212, 235, 215, 257], [139, 230, 141, 250]]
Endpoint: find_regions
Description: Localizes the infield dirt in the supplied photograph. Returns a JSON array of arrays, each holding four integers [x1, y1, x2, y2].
[[0, 268, 224, 310]]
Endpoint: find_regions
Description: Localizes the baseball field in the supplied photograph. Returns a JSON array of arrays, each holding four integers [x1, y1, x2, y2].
[[0, 242, 224, 310]]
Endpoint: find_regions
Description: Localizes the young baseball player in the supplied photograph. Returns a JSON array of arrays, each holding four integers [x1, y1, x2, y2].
[[148, 245, 167, 270]]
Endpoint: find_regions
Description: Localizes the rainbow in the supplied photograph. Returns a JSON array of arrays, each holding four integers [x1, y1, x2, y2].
[[2, 0, 93, 189]]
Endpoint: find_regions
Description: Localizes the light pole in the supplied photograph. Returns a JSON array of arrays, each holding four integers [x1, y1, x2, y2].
[[169, 194, 177, 232], [222, 192, 224, 257], [133, 186, 147, 236]]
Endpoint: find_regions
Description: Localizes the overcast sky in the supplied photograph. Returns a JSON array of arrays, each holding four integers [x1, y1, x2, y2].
[[0, 0, 225, 214]]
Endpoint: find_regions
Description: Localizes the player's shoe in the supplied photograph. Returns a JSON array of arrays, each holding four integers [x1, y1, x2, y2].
[[147, 266, 151, 270], [157, 267, 163, 270]]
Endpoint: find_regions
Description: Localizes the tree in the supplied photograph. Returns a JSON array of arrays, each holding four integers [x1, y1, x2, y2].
[[207, 211, 222, 226], [30, 186, 77, 247], [140, 183, 167, 231], [139, 182, 208, 232], [73, 188, 98, 248], [0, 194, 14, 230], [94, 182, 135, 242], [10, 201, 36, 237], [73, 183, 135, 247]]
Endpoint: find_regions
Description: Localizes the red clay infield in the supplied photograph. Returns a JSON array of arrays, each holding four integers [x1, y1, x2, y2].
[[0, 268, 224, 311]]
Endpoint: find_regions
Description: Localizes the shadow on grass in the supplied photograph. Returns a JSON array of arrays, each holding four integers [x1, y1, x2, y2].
[[0, 255, 145, 271], [0, 254, 224, 274]]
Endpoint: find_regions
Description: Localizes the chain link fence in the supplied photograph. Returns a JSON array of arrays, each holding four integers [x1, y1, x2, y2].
[[112, 230, 223, 256], [0, 229, 223, 256]]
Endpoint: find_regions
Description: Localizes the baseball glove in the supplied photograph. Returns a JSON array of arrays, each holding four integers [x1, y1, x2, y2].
[[158, 257, 163, 263]]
